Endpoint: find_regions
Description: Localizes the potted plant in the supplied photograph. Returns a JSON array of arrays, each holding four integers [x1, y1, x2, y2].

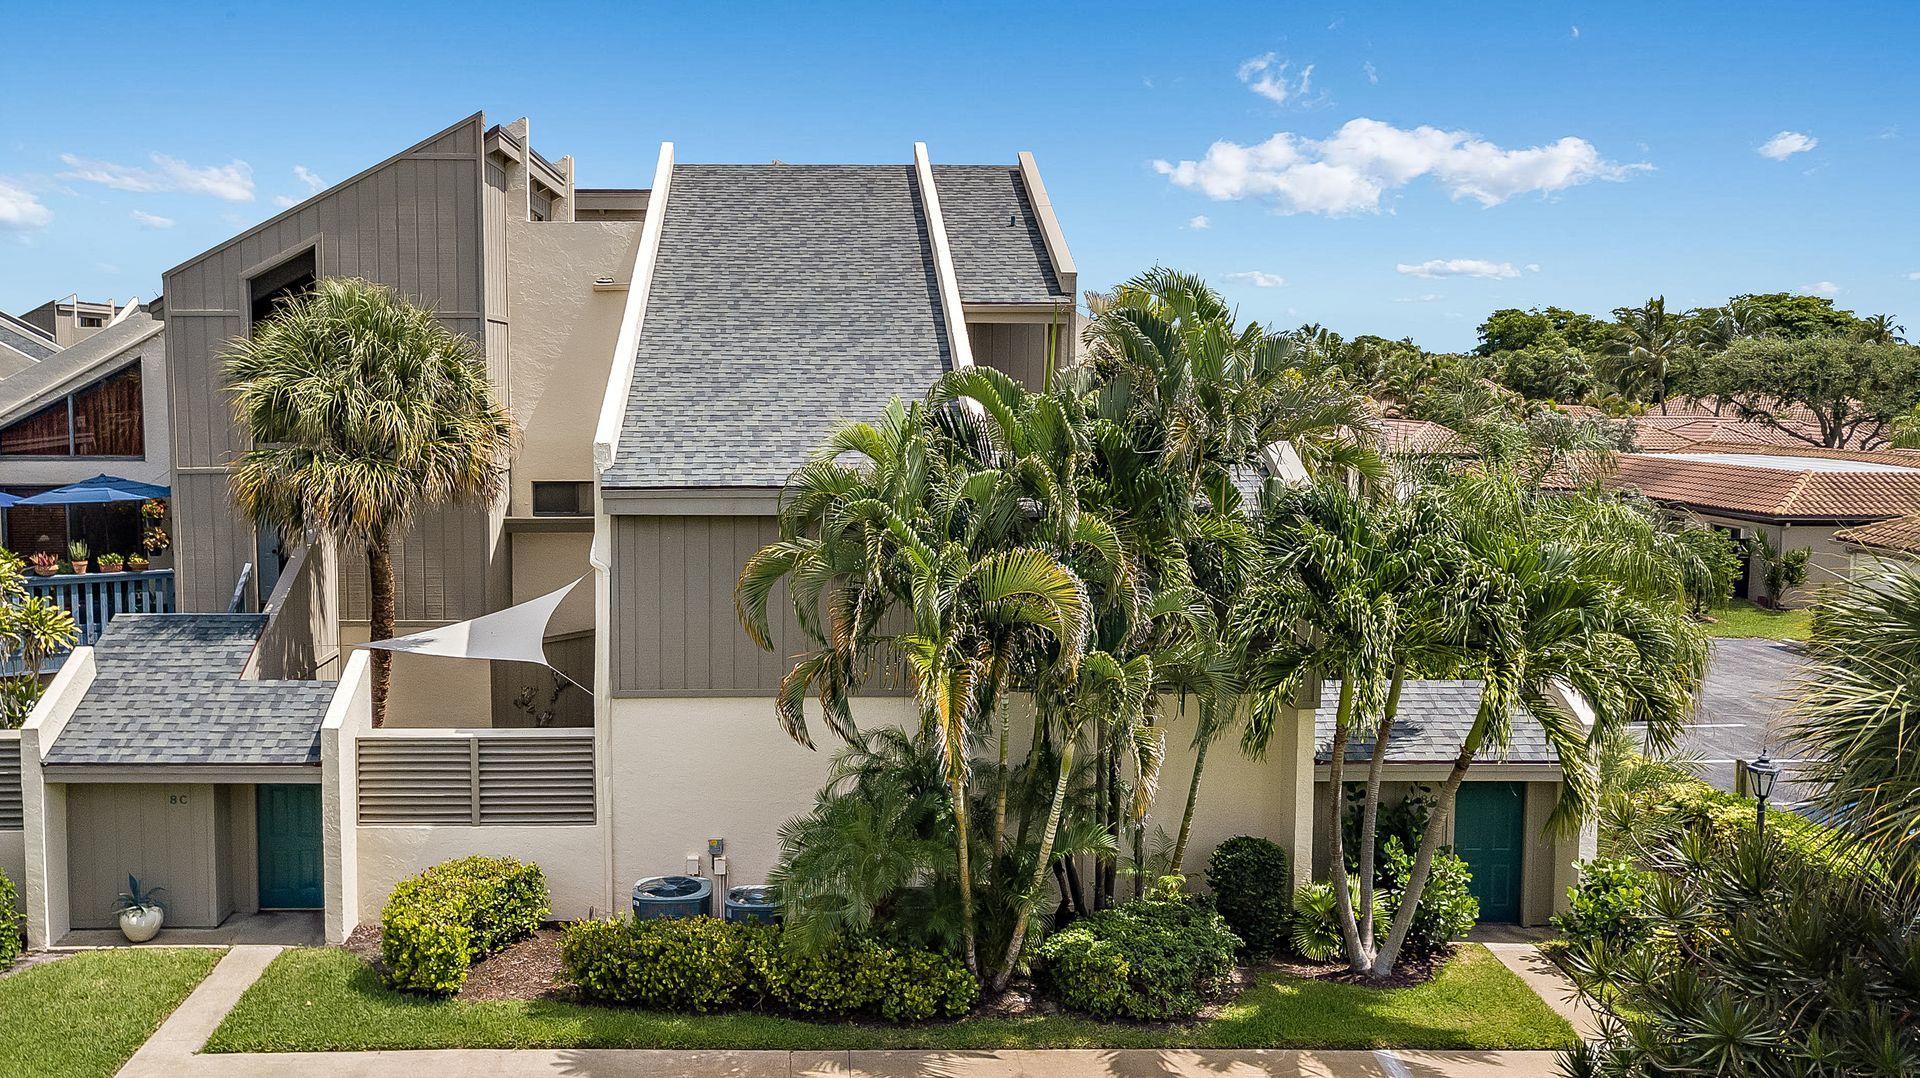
[[98, 553, 126, 573], [66, 541, 90, 574], [114, 876, 166, 942], [127, 552, 151, 572], [28, 552, 59, 577]]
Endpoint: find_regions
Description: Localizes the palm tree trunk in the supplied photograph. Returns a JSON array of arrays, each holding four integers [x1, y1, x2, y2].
[[993, 733, 1076, 991], [1092, 720, 1109, 909], [1357, 670, 1404, 945], [946, 758, 980, 974], [1371, 705, 1487, 978], [991, 671, 1010, 855], [1104, 734, 1122, 906], [1169, 729, 1211, 873], [367, 535, 395, 728], [1325, 678, 1368, 970]]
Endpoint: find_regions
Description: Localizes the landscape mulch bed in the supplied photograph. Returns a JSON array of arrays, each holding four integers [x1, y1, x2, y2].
[[338, 925, 1447, 1009]]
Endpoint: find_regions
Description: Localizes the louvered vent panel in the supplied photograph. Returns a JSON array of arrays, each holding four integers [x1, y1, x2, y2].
[[477, 735, 595, 825], [356, 739, 475, 824], [0, 738, 21, 831]]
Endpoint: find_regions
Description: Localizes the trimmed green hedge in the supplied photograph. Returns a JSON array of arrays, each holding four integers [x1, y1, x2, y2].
[[0, 869, 22, 967], [1636, 775, 1871, 880], [380, 855, 549, 995], [1205, 836, 1293, 958], [1036, 898, 1240, 1020], [560, 916, 977, 1023]]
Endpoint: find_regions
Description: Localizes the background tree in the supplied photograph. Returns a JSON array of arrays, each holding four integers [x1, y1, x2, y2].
[[1604, 297, 1687, 405], [1716, 291, 1866, 340], [0, 549, 79, 727], [1689, 335, 1920, 448], [225, 277, 514, 725]]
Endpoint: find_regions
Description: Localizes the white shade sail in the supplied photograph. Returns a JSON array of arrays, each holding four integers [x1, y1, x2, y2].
[[360, 577, 588, 690]]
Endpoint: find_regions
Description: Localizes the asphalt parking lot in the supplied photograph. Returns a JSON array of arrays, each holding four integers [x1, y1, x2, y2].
[[1681, 637, 1811, 803]]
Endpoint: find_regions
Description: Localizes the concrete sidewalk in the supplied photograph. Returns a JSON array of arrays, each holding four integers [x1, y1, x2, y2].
[[121, 946, 1575, 1077]]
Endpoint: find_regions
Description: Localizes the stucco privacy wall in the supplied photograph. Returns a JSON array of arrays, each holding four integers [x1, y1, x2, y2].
[[604, 695, 1317, 911], [321, 651, 607, 935], [22, 648, 95, 948]]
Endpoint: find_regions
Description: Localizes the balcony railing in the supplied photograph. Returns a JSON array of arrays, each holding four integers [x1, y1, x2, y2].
[[13, 569, 176, 671]]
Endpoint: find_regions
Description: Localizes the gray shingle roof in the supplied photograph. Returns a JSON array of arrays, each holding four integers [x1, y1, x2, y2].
[[0, 314, 58, 362], [930, 165, 1067, 306], [604, 164, 954, 490], [46, 614, 333, 767], [1315, 680, 1557, 765]]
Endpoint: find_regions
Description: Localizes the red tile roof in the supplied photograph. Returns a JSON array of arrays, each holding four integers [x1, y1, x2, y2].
[[1583, 449, 1920, 521], [1834, 515, 1920, 555]]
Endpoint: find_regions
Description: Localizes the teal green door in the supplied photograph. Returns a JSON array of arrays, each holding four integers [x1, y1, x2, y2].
[[1453, 782, 1525, 923], [257, 784, 323, 909]]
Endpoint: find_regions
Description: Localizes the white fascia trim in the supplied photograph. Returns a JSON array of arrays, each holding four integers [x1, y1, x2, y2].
[[593, 141, 675, 472], [913, 142, 975, 371], [1017, 151, 1076, 297]]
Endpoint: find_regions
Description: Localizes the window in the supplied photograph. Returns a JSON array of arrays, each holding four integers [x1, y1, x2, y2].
[[71, 366, 143, 456], [249, 247, 317, 325], [532, 481, 592, 517], [0, 365, 144, 457], [529, 190, 552, 222], [79, 315, 104, 328]]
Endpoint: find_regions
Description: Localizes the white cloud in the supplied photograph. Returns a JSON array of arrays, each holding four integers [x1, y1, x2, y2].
[[59, 152, 255, 201], [1906, 271, 1920, 281], [130, 210, 174, 229], [1397, 258, 1521, 279], [1758, 131, 1817, 161], [1803, 280, 1841, 297], [1395, 293, 1444, 303], [1186, 214, 1211, 230], [1363, 61, 1378, 84], [273, 195, 298, 208], [1570, 25, 1581, 39], [1237, 53, 1314, 106], [1154, 118, 1646, 216], [0, 179, 52, 231], [1525, 262, 1542, 272], [293, 164, 324, 192], [1223, 270, 1287, 288]]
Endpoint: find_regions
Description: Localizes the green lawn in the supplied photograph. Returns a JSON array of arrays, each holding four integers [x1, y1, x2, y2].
[[0, 948, 223, 1078], [206, 943, 1573, 1053], [1704, 599, 1813, 640]]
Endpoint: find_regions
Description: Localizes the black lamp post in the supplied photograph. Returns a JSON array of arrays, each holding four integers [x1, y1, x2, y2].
[[1748, 751, 1782, 842]]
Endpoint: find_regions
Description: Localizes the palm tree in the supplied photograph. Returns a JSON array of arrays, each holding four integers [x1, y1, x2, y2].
[[224, 277, 514, 726], [1079, 268, 1379, 877], [1788, 563, 1920, 887], [737, 398, 1089, 976], [1688, 296, 1774, 353], [1236, 483, 1461, 972], [1857, 312, 1907, 344], [1368, 472, 1706, 977], [1608, 296, 1686, 406]]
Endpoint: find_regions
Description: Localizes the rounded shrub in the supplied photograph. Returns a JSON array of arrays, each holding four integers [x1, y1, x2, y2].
[[1204, 836, 1293, 957], [1036, 898, 1240, 1020], [561, 915, 762, 1011], [873, 947, 979, 1022], [750, 934, 890, 1016], [379, 855, 549, 995], [1552, 858, 1652, 949], [0, 869, 22, 967]]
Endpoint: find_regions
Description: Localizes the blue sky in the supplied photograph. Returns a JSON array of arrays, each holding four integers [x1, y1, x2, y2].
[[2, 1, 1914, 351]]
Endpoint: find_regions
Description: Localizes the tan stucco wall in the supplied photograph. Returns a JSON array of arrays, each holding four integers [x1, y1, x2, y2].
[[354, 823, 606, 922], [337, 626, 496, 729], [0, 830, 22, 910], [604, 695, 1318, 913], [505, 220, 643, 518], [1692, 512, 1855, 608], [510, 530, 594, 635]]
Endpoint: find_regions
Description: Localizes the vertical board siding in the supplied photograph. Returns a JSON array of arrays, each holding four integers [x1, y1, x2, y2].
[[65, 784, 219, 928], [967, 322, 1057, 390], [164, 115, 498, 616], [611, 515, 817, 695]]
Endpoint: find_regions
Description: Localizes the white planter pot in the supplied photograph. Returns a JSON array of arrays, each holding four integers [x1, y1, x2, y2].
[[118, 906, 164, 943]]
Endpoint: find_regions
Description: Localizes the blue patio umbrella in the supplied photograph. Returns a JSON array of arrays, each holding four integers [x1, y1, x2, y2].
[[17, 474, 170, 506], [0, 491, 18, 508]]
